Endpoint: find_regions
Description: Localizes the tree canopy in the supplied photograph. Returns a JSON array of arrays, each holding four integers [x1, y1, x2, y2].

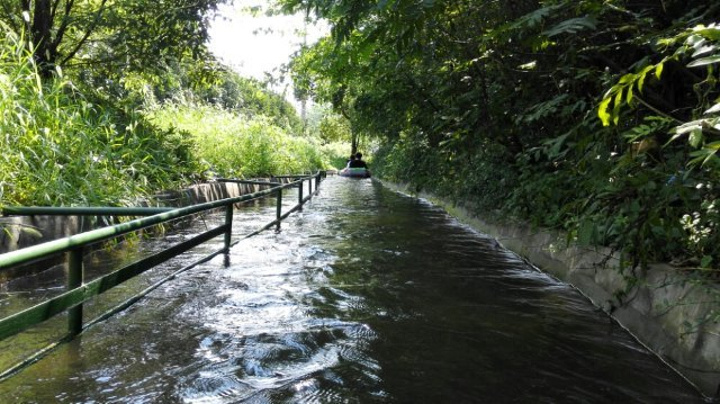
[[0, 0, 224, 78], [283, 0, 720, 272]]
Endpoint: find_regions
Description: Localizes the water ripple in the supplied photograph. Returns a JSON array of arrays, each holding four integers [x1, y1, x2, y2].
[[0, 177, 704, 403]]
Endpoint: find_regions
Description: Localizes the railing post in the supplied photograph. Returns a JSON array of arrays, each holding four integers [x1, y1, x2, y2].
[[224, 204, 233, 252], [67, 247, 83, 337], [276, 188, 282, 231], [309, 176, 313, 195], [298, 179, 304, 210]]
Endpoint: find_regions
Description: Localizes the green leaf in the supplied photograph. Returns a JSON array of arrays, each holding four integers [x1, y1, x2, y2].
[[612, 89, 623, 125], [704, 102, 720, 114], [689, 128, 703, 148], [637, 65, 655, 92], [700, 255, 713, 269], [673, 119, 706, 137], [655, 62, 664, 79], [687, 55, 720, 67], [693, 26, 720, 41], [508, 4, 563, 31], [543, 132, 571, 158], [689, 148, 719, 166], [706, 141, 720, 150], [541, 16, 598, 37], [618, 73, 634, 85], [598, 97, 612, 126], [518, 61, 537, 70], [692, 44, 716, 58]]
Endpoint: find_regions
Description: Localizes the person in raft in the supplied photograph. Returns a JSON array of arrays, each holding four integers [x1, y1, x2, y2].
[[349, 152, 368, 168]]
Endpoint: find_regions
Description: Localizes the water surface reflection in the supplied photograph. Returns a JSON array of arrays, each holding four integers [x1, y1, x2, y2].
[[0, 177, 704, 403]]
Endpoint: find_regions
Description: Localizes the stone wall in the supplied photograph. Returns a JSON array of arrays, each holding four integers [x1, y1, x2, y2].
[[379, 179, 720, 399]]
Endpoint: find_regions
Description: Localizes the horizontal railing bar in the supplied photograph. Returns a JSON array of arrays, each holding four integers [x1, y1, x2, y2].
[[0, 179, 306, 271], [273, 175, 313, 178], [216, 178, 281, 186], [0, 172, 324, 381], [0, 230, 230, 382], [0, 225, 227, 341], [0, 335, 70, 382], [2, 206, 174, 217]]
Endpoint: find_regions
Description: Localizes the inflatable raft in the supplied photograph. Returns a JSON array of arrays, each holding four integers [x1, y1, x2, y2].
[[339, 167, 371, 178]]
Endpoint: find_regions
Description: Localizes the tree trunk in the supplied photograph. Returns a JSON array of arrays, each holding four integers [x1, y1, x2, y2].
[[30, 0, 56, 77]]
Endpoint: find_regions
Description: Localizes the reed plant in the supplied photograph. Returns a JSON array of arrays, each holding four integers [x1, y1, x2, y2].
[[147, 102, 329, 177], [1, 21, 336, 208], [0, 24, 200, 207]]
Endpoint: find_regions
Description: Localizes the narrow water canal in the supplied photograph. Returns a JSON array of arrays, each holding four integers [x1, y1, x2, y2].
[[0, 177, 705, 403]]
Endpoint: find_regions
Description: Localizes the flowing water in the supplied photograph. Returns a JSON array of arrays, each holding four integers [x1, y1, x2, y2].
[[0, 177, 706, 403]]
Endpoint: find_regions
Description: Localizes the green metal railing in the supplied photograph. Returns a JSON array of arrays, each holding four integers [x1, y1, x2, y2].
[[0, 172, 324, 379]]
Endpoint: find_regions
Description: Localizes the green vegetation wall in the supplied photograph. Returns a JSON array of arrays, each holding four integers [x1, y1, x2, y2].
[[147, 102, 326, 177], [0, 22, 331, 208], [285, 0, 720, 274]]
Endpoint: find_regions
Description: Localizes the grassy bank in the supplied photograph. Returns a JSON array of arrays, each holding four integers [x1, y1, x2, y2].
[[0, 29, 202, 207], [146, 102, 337, 178]]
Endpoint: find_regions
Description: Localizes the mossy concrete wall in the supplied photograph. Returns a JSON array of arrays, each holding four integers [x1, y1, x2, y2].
[[380, 179, 720, 399]]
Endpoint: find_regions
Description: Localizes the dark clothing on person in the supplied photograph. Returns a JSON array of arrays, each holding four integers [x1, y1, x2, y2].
[[348, 159, 367, 168]]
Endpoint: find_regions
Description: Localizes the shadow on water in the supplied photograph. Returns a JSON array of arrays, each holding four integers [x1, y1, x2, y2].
[[0, 177, 707, 403]]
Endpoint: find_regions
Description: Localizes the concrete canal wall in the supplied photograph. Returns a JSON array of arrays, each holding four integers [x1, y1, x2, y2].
[[379, 179, 720, 399]]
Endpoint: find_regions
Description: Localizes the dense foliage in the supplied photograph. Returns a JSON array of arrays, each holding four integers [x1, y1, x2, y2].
[[138, 62, 304, 133], [142, 61, 345, 176], [303, 103, 359, 167], [284, 0, 720, 273], [147, 102, 328, 177], [0, 26, 202, 206], [0, 22, 331, 207]]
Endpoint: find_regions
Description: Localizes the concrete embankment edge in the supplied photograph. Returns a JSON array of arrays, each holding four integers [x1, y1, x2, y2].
[[378, 179, 720, 399]]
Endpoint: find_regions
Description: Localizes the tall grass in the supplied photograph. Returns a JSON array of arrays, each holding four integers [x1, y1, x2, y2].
[[0, 25, 200, 207], [0, 22, 340, 208], [147, 102, 331, 177]]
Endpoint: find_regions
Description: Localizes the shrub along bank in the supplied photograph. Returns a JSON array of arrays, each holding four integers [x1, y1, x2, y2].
[[0, 28, 202, 207]]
